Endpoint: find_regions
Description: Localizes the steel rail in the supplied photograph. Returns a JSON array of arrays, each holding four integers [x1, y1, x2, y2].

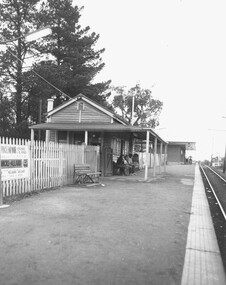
[[200, 164, 226, 221], [206, 165, 226, 183]]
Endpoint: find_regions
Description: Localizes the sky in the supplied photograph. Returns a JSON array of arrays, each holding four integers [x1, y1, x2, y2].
[[75, 0, 226, 160]]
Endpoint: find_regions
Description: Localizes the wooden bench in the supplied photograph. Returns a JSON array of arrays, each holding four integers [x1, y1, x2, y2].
[[73, 164, 101, 184]]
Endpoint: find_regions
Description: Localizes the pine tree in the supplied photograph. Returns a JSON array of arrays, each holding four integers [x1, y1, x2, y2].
[[33, 0, 111, 104], [0, 0, 110, 138], [0, 83, 15, 137], [0, 0, 39, 137]]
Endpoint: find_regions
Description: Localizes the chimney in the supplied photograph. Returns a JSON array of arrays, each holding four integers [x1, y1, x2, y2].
[[47, 98, 54, 112]]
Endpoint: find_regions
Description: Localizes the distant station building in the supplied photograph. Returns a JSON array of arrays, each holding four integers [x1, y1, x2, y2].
[[167, 141, 196, 164]]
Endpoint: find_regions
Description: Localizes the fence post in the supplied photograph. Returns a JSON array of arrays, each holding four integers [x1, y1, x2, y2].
[[0, 143, 9, 208], [30, 140, 35, 192], [59, 143, 63, 186], [0, 144, 2, 205]]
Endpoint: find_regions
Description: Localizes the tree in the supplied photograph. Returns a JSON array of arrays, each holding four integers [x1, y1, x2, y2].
[[111, 84, 163, 128], [0, 0, 111, 138], [0, 82, 15, 137], [33, 0, 111, 105], [0, 0, 40, 137]]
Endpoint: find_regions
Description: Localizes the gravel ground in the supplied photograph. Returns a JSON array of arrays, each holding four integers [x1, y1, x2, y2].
[[0, 165, 195, 285]]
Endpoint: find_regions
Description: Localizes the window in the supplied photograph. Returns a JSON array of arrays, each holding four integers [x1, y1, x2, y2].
[[58, 131, 67, 143], [124, 140, 129, 154], [74, 132, 85, 145], [112, 138, 121, 156]]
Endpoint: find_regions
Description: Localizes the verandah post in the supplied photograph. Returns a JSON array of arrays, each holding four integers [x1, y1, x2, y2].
[[159, 142, 163, 174], [164, 143, 167, 172], [153, 137, 157, 177], [144, 131, 150, 181]]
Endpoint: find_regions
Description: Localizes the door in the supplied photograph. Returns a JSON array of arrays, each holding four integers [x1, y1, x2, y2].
[[103, 147, 113, 176]]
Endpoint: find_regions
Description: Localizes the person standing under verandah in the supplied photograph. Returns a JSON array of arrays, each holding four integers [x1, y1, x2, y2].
[[126, 153, 135, 174]]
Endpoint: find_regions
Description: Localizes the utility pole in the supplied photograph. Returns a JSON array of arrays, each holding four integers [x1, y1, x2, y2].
[[209, 126, 226, 172], [223, 144, 226, 173], [221, 116, 226, 173], [38, 99, 42, 140], [131, 93, 135, 125]]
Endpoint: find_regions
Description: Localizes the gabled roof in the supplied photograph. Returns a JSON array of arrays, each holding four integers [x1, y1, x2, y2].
[[47, 93, 128, 125]]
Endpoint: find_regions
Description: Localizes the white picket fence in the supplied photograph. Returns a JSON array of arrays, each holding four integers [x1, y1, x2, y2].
[[0, 137, 99, 198], [137, 152, 167, 169]]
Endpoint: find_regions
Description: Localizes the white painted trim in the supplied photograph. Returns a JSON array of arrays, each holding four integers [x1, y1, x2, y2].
[[46, 130, 50, 143], [47, 98, 76, 117], [85, 131, 88, 145]]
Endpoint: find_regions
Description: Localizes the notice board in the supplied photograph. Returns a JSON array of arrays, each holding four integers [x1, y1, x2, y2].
[[0, 144, 29, 181]]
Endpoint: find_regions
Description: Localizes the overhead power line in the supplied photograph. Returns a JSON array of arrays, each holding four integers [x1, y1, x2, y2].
[[6, 47, 72, 100]]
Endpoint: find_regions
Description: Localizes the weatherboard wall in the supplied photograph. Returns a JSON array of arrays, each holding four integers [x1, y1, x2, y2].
[[50, 99, 111, 123], [167, 145, 185, 164]]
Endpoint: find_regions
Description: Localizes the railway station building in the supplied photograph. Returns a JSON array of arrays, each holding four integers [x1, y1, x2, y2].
[[30, 94, 168, 177]]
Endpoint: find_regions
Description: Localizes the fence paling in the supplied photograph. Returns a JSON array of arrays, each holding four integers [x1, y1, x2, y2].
[[1, 137, 28, 197], [1, 136, 99, 198]]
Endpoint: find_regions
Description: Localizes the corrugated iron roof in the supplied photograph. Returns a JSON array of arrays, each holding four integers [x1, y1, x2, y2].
[[30, 122, 168, 143], [168, 141, 196, 145]]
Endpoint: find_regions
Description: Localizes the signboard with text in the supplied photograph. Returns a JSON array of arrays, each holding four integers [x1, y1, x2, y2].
[[186, 142, 196, 151], [0, 144, 29, 181]]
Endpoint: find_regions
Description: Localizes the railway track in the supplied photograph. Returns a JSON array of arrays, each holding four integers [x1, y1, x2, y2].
[[199, 164, 226, 271]]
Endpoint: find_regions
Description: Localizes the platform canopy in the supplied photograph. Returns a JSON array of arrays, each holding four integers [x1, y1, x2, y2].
[[168, 141, 196, 150], [30, 122, 168, 144]]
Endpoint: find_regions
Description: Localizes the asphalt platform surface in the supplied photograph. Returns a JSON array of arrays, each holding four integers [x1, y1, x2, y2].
[[0, 165, 195, 285]]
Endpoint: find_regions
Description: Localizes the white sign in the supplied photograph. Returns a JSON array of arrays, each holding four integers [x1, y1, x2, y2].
[[186, 142, 196, 151], [0, 145, 29, 181]]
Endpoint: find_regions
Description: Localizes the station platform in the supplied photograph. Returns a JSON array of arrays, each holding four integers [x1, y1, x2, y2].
[[181, 164, 226, 285], [0, 164, 225, 285], [104, 163, 226, 284]]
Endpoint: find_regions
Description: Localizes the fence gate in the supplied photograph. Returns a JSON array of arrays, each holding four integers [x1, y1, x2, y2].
[[85, 145, 100, 172]]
